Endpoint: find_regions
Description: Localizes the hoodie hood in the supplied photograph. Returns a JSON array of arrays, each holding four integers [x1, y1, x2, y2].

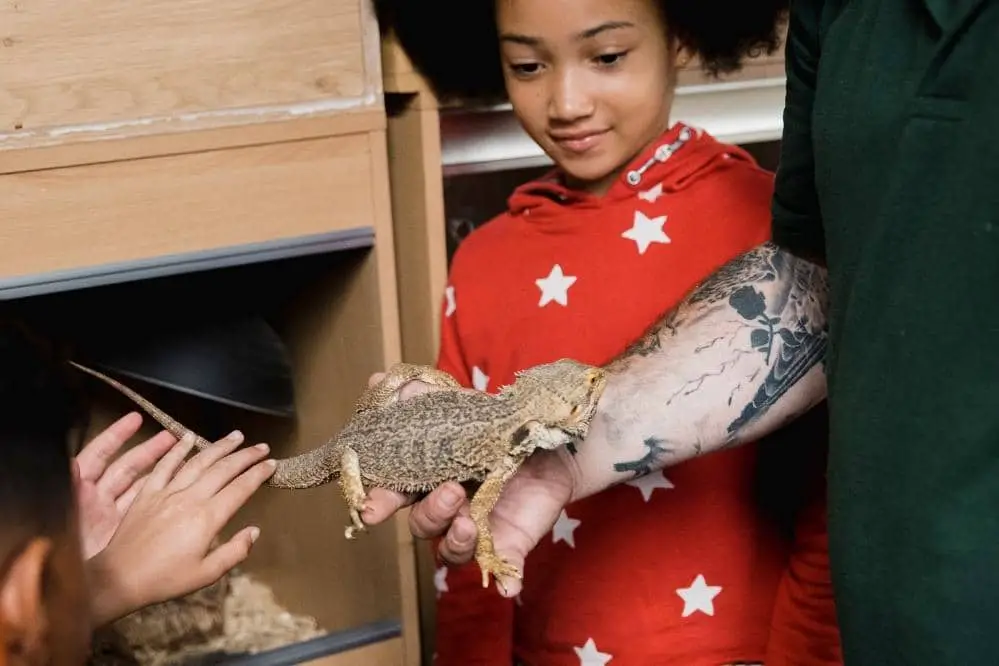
[[506, 122, 759, 224]]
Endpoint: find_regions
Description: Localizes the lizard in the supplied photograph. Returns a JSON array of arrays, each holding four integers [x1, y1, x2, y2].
[[69, 357, 608, 588]]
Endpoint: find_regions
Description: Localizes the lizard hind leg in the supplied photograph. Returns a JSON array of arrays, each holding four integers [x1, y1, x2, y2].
[[338, 446, 368, 539], [354, 362, 462, 414], [468, 452, 529, 593]]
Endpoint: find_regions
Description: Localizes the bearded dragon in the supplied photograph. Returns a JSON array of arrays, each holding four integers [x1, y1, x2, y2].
[[69, 358, 607, 588]]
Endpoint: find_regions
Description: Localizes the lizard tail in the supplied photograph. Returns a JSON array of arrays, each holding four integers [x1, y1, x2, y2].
[[68, 361, 341, 489], [68, 361, 215, 450]]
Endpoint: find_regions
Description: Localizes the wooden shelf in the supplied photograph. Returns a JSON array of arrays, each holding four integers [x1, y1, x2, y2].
[[2, 0, 420, 664], [65, 248, 413, 664], [0, 227, 374, 300], [211, 619, 401, 666]]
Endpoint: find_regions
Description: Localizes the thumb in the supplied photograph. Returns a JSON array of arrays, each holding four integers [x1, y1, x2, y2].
[[493, 552, 527, 599], [487, 488, 569, 599], [489, 520, 548, 600]]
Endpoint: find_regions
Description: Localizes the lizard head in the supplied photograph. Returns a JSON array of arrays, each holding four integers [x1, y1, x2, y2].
[[506, 359, 608, 452]]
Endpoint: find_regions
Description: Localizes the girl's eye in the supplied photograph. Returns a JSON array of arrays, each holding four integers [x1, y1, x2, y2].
[[595, 52, 627, 67], [510, 62, 542, 77]]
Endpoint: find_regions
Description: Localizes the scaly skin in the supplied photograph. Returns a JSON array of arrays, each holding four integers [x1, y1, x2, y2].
[[69, 358, 607, 588]]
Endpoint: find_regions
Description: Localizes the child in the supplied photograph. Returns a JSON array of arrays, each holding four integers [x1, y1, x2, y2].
[[0, 316, 276, 666], [0, 322, 91, 666], [376, 0, 842, 664]]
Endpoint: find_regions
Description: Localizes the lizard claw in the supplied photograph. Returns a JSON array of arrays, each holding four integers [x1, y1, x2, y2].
[[477, 551, 522, 591], [344, 507, 367, 539]]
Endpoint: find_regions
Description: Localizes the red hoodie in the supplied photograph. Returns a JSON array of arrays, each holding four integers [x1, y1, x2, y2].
[[431, 123, 841, 665]]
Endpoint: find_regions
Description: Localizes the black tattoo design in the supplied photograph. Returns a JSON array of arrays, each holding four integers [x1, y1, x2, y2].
[[613, 436, 673, 477], [730, 286, 779, 362], [605, 242, 828, 467], [722, 245, 828, 441]]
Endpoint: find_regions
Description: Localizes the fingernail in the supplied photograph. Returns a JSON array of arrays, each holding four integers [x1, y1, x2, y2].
[[249, 526, 260, 543], [440, 486, 462, 509], [228, 430, 243, 442], [255, 443, 270, 453], [265, 459, 277, 470]]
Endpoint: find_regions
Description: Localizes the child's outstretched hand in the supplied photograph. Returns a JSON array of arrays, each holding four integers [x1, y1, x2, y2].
[[85, 429, 276, 628], [73, 412, 178, 560]]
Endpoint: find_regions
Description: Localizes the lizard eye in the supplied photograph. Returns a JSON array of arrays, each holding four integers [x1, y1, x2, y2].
[[570, 404, 582, 416]]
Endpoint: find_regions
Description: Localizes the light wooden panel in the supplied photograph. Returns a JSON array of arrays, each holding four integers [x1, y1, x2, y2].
[[365, 127, 424, 666], [0, 108, 384, 175], [383, 94, 449, 665], [0, 0, 375, 134], [385, 97, 448, 367], [0, 133, 375, 279], [233, 250, 406, 632]]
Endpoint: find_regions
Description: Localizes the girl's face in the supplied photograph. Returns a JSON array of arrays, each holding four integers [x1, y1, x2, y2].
[[496, 0, 682, 195]]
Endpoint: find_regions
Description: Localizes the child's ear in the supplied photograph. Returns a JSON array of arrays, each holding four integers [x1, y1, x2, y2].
[[675, 43, 692, 69], [0, 538, 53, 666]]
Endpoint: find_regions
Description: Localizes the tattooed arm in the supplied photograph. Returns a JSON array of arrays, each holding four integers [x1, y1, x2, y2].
[[568, 241, 829, 501]]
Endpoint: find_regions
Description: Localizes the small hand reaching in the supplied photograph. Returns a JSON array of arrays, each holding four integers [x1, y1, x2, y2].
[[74, 412, 179, 560], [87, 429, 276, 626], [359, 372, 576, 598]]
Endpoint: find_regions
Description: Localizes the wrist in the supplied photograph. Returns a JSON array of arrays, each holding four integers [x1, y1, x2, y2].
[[86, 551, 137, 628], [568, 376, 632, 503], [569, 364, 700, 503]]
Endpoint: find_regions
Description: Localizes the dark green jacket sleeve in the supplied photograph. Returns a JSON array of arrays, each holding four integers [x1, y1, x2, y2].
[[771, 0, 827, 264]]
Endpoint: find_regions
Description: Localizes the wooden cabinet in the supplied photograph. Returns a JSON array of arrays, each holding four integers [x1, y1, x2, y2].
[[1, 1, 418, 664]]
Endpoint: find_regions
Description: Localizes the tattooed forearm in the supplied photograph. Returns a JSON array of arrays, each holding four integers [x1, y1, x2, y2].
[[613, 436, 674, 478], [567, 242, 829, 501]]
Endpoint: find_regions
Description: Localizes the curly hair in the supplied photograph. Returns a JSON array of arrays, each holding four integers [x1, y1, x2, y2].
[[373, 0, 789, 103]]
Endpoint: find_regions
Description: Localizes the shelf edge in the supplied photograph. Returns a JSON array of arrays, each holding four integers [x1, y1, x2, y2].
[[439, 76, 788, 176], [202, 618, 402, 666], [0, 227, 375, 300]]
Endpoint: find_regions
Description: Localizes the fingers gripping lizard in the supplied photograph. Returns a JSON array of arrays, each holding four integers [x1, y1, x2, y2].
[[354, 363, 463, 414], [340, 362, 465, 539]]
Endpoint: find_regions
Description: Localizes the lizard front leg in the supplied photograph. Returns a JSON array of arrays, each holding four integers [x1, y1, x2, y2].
[[338, 364, 462, 532], [339, 446, 368, 539], [354, 363, 462, 414], [467, 444, 536, 592]]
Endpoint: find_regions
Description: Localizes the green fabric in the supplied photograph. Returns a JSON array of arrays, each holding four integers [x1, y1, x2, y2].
[[771, 0, 999, 663]]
